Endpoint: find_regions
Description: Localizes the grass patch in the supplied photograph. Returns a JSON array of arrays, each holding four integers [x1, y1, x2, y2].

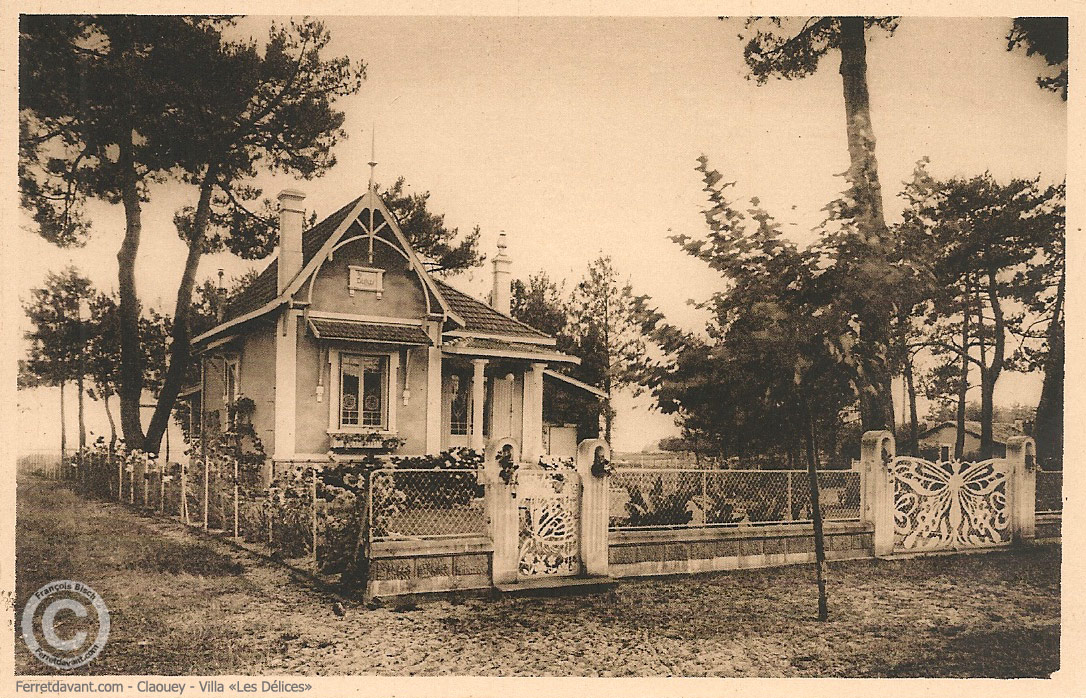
[[129, 539, 245, 577]]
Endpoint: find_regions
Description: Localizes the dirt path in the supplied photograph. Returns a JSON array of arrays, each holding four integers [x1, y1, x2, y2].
[[16, 474, 1060, 677]]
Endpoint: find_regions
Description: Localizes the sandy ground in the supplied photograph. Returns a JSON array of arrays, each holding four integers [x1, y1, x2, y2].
[[15, 474, 1060, 677]]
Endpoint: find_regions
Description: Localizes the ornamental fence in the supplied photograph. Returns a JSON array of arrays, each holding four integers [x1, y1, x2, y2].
[[368, 468, 487, 542], [40, 445, 490, 576], [27, 433, 1056, 596], [608, 468, 861, 531], [1035, 469, 1063, 515]]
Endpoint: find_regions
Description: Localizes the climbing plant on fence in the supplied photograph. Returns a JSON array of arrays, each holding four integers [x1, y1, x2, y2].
[[49, 440, 492, 582]]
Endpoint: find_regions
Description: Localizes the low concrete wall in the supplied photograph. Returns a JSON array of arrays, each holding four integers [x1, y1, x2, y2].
[[1035, 513, 1061, 542], [367, 536, 492, 598], [608, 522, 874, 578]]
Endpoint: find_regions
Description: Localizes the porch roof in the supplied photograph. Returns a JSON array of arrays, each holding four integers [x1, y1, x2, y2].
[[441, 336, 578, 363], [308, 318, 432, 346]]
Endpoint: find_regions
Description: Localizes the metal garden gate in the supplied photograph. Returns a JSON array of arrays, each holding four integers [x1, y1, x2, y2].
[[516, 469, 582, 578], [891, 456, 1011, 553]]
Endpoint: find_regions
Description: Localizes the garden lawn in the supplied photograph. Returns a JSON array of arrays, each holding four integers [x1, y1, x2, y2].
[[15, 473, 1060, 677]]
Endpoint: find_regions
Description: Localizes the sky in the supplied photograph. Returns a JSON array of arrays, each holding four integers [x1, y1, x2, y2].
[[14, 16, 1067, 452]]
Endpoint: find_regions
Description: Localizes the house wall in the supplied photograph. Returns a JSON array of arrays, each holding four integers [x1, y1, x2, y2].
[[305, 233, 430, 320], [919, 425, 981, 456], [283, 230, 438, 457], [919, 425, 1008, 458], [400, 344, 431, 454], [292, 334, 435, 457], [240, 322, 277, 455], [294, 329, 325, 455]]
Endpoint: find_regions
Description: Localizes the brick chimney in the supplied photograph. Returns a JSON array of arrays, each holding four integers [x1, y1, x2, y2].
[[490, 232, 512, 314], [277, 189, 306, 293]]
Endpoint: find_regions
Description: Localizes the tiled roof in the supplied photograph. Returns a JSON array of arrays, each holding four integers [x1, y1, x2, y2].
[[920, 420, 1025, 445], [441, 336, 576, 363], [309, 318, 431, 345], [222, 260, 278, 322], [434, 280, 552, 340], [222, 197, 363, 322], [212, 196, 553, 346]]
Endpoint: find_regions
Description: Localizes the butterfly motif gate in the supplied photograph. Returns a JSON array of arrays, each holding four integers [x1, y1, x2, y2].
[[516, 469, 582, 578], [891, 457, 1011, 553]]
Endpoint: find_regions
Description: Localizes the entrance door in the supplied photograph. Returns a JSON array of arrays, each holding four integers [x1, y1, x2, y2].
[[516, 469, 581, 578]]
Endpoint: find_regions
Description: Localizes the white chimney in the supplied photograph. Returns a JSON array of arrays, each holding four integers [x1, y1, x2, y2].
[[491, 232, 512, 314], [277, 189, 306, 293]]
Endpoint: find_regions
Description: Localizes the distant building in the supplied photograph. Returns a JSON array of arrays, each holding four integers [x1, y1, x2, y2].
[[917, 420, 1025, 460]]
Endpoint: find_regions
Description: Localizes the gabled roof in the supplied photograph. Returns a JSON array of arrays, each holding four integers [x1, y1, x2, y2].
[[221, 197, 363, 323], [919, 420, 1024, 446], [434, 279, 552, 341], [197, 191, 556, 348]]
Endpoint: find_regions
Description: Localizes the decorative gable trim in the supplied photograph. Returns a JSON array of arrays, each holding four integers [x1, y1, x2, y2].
[[287, 189, 462, 326]]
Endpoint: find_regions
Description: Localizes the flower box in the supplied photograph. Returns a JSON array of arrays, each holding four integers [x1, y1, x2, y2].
[[328, 430, 405, 453]]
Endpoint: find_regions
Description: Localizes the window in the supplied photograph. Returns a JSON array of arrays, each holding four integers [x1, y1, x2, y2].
[[940, 445, 951, 462], [340, 354, 388, 428], [224, 357, 239, 406], [449, 373, 470, 435]]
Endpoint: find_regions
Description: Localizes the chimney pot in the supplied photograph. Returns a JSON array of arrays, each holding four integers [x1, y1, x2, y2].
[[491, 231, 512, 314], [277, 189, 306, 293]]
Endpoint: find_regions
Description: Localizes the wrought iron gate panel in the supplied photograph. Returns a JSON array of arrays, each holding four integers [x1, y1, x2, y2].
[[891, 456, 1010, 552], [516, 470, 581, 578]]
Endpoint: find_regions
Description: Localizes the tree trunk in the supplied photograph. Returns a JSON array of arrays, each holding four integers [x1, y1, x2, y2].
[[979, 271, 1006, 459], [1035, 269, 1064, 468], [839, 16, 895, 433], [144, 176, 216, 454], [905, 350, 919, 457], [116, 133, 146, 448], [898, 312, 919, 456], [77, 372, 87, 450], [838, 17, 888, 238], [804, 404, 828, 621], [59, 380, 67, 459], [104, 394, 118, 452], [955, 283, 970, 459]]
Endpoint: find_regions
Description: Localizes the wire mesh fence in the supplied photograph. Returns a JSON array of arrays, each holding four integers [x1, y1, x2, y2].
[[1035, 469, 1063, 514], [369, 468, 488, 541], [608, 468, 862, 531], [17, 450, 65, 479]]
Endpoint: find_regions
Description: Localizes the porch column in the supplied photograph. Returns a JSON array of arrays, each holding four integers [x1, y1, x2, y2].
[[1006, 436, 1037, 544], [470, 359, 488, 450], [273, 309, 299, 461], [521, 362, 546, 462], [425, 346, 442, 454], [861, 430, 896, 558]]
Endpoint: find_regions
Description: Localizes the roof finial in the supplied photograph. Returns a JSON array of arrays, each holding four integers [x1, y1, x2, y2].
[[367, 123, 376, 264], [367, 123, 377, 194]]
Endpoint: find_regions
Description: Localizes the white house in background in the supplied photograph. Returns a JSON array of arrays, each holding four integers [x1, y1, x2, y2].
[[917, 420, 1026, 460], [184, 181, 605, 468]]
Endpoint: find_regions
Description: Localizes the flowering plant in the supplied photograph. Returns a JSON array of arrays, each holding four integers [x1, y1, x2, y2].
[[591, 451, 615, 478], [329, 431, 405, 452], [496, 446, 518, 486], [538, 455, 575, 470]]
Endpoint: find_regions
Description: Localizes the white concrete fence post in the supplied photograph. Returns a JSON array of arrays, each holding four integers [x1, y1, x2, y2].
[[1005, 436, 1037, 545], [576, 439, 611, 578], [861, 430, 896, 558], [483, 438, 521, 585]]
